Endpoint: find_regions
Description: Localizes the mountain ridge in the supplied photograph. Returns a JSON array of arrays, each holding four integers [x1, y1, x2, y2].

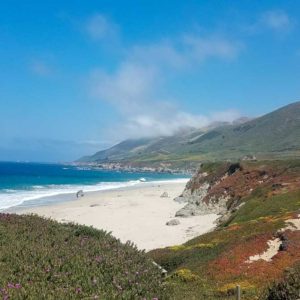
[[78, 101, 300, 166]]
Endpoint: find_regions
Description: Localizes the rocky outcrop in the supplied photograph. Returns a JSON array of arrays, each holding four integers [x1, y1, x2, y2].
[[175, 184, 229, 218], [174, 181, 229, 217], [174, 162, 282, 223], [174, 164, 235, 219]]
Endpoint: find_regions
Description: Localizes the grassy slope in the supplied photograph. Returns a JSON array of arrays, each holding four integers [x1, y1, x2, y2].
[[79, 102, 300, 167], [148, 160, 300, 299], [0, 215, 165, 299]]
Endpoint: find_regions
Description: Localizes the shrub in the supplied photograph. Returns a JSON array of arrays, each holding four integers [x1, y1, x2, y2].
[[217, 281, 255, 296], [264, 264, 300, 300], [172, 268, 199, 282]]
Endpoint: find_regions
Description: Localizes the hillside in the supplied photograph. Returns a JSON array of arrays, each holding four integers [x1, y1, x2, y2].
[[78, 102, 300, 167], [148, 159, 300, 299]]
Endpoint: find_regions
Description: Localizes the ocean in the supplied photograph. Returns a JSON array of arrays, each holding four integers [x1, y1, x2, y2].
[[0, 161, 188, 211]]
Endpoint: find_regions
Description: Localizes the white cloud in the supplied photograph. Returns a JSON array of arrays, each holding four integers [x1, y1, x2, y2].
[[90, 59, 241, 138], [247, 10, 294, 33], [109, 109, 241, 139], [125, 112, 207, 137], [85, 14, 118, 41], [183, 35, 241, 61], [125, 114, 198, 137], [90, 62, 158, 113], [129, 42, 187, 69], [30, 60, 53, 76], [261, 10, 293, 31], [87, 15, 242, 139], [128, 35, 241, 69]]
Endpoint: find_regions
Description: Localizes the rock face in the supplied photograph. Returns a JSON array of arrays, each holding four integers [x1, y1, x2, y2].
[[175, 181, 229, 217], [175, 194, 229, 218], [174, 162, 279, 223], [174, 165, 234, 218], [166, 219, 180, 226]]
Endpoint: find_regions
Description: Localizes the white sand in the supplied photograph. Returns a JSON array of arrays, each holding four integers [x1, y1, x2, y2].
[[15, 180, 218, 251], [283, 214, 300, 232], [246, 214, 300, 263], [247, 238, 281, 263]]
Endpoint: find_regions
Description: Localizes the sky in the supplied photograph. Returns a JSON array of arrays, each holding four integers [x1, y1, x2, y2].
[[0, 0, 300, 162]]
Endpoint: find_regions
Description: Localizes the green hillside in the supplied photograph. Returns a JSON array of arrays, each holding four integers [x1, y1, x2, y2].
[[79, 102, 300, 166]]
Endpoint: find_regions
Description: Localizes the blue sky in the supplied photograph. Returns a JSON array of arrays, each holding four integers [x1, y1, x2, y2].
[[1, 0, 300, 162]]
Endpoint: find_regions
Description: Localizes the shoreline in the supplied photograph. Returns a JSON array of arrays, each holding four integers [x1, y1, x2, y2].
[[8, 180, 218, 251], [3, 178, 189, 212]]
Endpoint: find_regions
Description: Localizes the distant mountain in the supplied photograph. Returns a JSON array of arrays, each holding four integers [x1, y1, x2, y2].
[[78, 102, 300, 165]]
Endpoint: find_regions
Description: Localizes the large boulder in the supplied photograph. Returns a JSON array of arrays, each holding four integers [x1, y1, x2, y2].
[[166, 219, 180, 226], [160, 192, 169, 198]]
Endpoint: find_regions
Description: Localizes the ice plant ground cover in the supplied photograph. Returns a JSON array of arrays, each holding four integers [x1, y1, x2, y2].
[[0, 214, 165, 299]]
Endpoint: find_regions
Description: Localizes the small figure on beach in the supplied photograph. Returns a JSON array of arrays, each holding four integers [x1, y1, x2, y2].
[[76, 190, 84, 198]]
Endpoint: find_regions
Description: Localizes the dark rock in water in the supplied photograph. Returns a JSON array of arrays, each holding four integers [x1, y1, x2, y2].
[[90, 204, 100, 207], [166, 219, 180, 226]]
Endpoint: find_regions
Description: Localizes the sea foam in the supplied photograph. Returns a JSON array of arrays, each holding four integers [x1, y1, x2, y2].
[[0, 180, 142, 211]]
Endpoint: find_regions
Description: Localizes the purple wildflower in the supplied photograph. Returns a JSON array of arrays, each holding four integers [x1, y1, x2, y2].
[[7, 283, 14, 289], [15, 284, 21, 289], [95, 256, 102, 263], [75, 287, 82, 294]]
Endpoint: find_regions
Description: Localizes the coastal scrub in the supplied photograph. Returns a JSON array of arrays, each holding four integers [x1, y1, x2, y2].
[[0, 214, 165, 299]]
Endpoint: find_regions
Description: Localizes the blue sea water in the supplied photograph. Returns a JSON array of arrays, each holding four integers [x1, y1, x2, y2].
[[0, 162, 188, 211]]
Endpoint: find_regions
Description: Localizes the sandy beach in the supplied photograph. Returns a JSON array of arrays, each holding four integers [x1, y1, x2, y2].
[[13, 180, 218, 251]]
